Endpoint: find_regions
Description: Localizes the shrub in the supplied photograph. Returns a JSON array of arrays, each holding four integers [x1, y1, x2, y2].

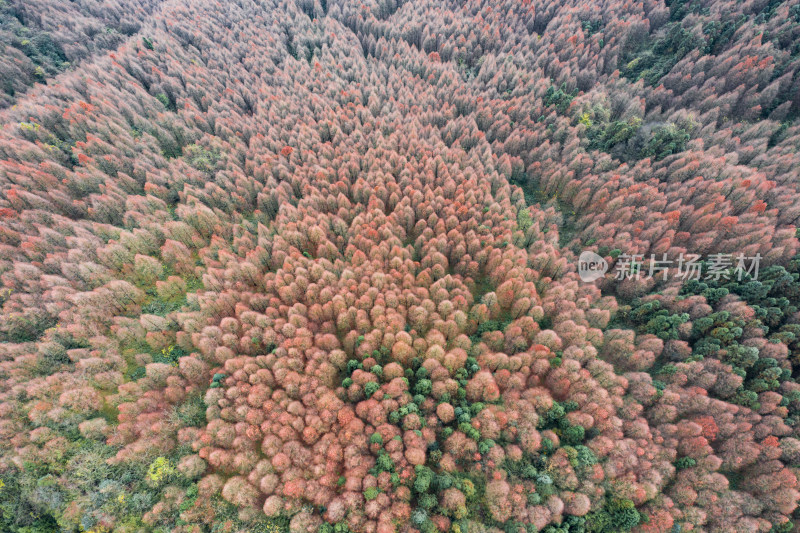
[[146, 457, 176, 484], [363, 487, 380, 501], [364, 382, 380, 397], [641, 123, 692, 161]]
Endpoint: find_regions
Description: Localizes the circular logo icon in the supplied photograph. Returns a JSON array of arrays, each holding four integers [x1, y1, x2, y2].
[[578, 251, 608, 282]]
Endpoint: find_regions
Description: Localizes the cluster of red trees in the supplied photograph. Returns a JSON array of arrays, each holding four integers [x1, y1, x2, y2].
[[0, 0, 799, 532]]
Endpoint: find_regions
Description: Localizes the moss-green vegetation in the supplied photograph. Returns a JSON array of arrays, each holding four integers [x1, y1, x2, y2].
[[543, 83, 578, 114]]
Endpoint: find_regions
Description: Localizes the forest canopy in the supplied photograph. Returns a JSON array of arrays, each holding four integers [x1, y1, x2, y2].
[[1, 0, 800, 532]]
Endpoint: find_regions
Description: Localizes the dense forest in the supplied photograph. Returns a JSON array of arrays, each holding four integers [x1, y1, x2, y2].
[[2, 0, 800, 531]]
